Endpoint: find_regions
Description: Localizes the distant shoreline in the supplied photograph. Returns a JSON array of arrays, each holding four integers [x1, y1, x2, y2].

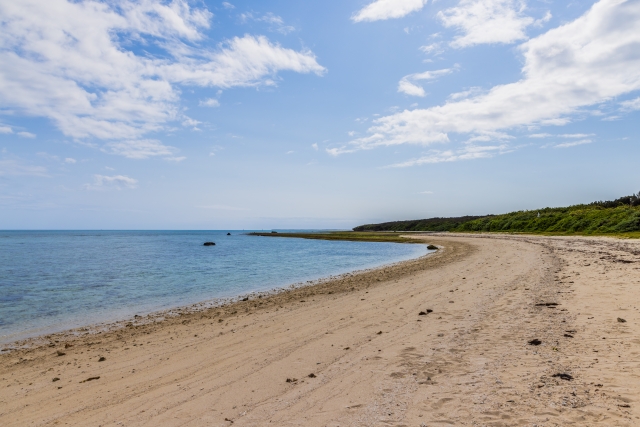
[[247, 230, 426, 243]]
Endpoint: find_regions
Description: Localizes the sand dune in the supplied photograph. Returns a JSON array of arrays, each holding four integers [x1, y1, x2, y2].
[[1, 234, 638, 426]]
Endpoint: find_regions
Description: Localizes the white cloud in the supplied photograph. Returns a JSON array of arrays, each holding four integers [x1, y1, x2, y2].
[[155, 34, 325, 87], [554, 139, 592, 148], [352, 0, 427, 22], [209, 145, 224, 156], [0, 159, 48, 176], [181, 117, 201, 128], [438, 0, 545, 48], [103, 139, 175, 159], [17, 131, 36, 138], [286, 150, 294, 154], [0, 126, 13, 134], [419, 43, 444, 55], [398, 68, 455, 97], [447, 87, 484, 101], [419, 190, 433, 194], [85, 174, 138, 190], [311, 143, 318, 150], [0, 0, 324, 157], [326, 147, 349, 156], [240, 12, 296, 34], [222, 2, 234, 9], [259, 13, 295, 34], [64, 158, 76, 164], [530, 133, 594, 139], [333, 0, 640, 159], [388, 144, 510, 167], [559, 133, 594, 138], [620, 96, 640, 111], [199, 98, 220, 107], [398, 81, 427, 97], [165, 156, 186, 162]]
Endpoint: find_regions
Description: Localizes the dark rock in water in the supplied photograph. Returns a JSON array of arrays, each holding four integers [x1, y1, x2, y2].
[[203, 242, 216, 246], [227, 232, 231, 235], [552, 373, 573, 381], [427, 245, 438, 250], [271, 231, 278, 234], [528, 339, 542, 346]]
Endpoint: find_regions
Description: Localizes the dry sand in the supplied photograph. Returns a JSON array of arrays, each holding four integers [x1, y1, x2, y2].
[[1, 234, 639, 426]]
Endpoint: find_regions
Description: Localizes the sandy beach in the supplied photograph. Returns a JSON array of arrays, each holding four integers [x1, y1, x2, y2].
[[1, 234, 639, 426]]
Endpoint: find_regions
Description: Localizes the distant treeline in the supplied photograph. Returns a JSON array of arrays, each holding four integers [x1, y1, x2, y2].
[[352, 216, 487, 232], [353, 192, 640, 235], [589, 193, 640, 208]]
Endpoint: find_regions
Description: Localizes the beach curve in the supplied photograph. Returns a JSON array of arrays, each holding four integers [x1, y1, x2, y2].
[[1, 234, 638, 426]]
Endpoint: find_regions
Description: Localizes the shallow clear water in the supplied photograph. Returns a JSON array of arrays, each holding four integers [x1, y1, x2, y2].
[[0, 230, 427, 344]]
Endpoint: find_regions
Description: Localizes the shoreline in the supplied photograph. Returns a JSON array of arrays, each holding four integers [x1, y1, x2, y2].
[[3, 234, 638, 426], [0, 238, 436, 351]]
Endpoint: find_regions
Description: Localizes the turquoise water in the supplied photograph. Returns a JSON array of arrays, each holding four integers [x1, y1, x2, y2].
[[0, 231, 428, 344]]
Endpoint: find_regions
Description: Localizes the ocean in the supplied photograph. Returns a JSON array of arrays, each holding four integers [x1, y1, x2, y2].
[[0, 231, 428, 344]]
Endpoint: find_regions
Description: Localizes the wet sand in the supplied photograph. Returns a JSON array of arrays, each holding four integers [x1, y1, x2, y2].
[[1, 234, 638, 426]]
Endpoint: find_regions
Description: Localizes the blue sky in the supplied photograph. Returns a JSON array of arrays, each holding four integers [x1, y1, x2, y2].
[[1, 0, 639, 229]]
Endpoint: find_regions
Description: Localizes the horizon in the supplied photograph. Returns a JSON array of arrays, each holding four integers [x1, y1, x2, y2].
[[1, 0, 639, 230]]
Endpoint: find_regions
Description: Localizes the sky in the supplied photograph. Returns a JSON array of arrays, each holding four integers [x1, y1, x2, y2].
[[1, 0, 639, 229]]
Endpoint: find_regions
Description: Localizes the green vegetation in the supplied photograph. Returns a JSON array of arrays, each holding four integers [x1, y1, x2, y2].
[[352, 192, 640, 237], [353, 216, 486, 232], [458, 205, 640, 235], [247, 231, 420, 243]]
